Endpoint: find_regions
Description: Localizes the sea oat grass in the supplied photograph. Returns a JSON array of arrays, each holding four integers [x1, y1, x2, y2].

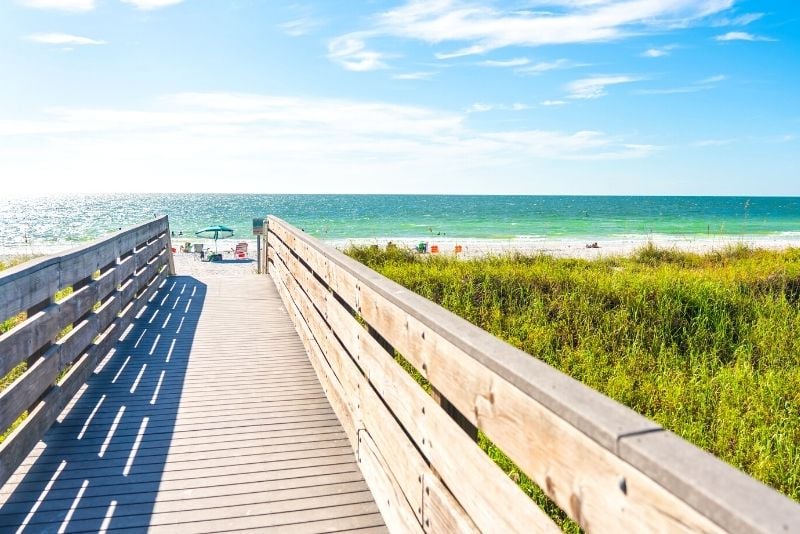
[[346, 244, 800, 502]]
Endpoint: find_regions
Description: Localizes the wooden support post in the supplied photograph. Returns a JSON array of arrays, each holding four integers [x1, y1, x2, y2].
[[165, 217, 176, 276], [257, 234, 261, 274]]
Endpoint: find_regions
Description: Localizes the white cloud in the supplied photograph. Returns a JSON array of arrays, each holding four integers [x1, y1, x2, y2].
[[468, 102, 494, 113], [637, 73, 726, 94], [712, 12, 764, 27], [0, 92, 657, 194], [18, 0, 94, 11], [478, 57, 529, 67], [327, 36, 388, 72], [566, 75, 641, 99], [541, 100, 567, 106], [120, 0, 184, 10], [26, 33, 106, 45], [353, 0, 735, 59], [697, 74, 727, 84], [515, 58, 583, 75], [481, 130, 656, 160], [280, 18, 323, 37], [641, 44, 678, 58], [434, 45, 488, 60], [392, 71, 437, 80], [715, 31, 775, 42], [467, 102, 531, 113]]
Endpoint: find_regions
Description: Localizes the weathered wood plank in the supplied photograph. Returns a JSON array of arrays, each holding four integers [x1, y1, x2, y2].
[[0, 216, 168, 322], [0, 220, 168, 380], [0, 477, 370, 525], [273, 228, 725, 532], [0, 259, 168, 486], [272, 241, 552, 533], [268, 216, 800, 534], [0, 316, 95, 433], [1, 253, 383, 533]]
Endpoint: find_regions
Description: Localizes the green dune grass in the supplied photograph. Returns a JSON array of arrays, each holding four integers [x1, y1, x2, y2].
[[346, 243, 800, 503]]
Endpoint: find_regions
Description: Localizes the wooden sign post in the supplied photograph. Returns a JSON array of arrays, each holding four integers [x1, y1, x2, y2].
[[253, 218, 264, 273]]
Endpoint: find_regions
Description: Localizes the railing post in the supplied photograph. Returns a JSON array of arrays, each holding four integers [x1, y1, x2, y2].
[[263, 218, 270, 275], [165, 216, 176, 276]]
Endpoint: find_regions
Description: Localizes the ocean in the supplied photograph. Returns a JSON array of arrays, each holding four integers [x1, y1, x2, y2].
[[2, 194, 800, 255]]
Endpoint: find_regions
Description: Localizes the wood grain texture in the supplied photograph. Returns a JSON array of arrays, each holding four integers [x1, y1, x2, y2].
[[267, 215, 800, 534], [271, 237, 556, 533], [0, 217, 168, 322], [0, 257, 384, 533], [0, 220, 170, 475]]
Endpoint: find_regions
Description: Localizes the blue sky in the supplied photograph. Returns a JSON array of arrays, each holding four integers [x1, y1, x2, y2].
[[1, 0, 798, 195]]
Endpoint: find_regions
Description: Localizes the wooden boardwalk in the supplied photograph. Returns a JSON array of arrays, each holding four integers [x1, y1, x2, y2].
[[0, 262, 385, 533]]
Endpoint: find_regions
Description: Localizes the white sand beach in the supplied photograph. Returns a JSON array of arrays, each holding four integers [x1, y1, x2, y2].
[[4, 233, 800, 264], [329, 233, 800, 260]]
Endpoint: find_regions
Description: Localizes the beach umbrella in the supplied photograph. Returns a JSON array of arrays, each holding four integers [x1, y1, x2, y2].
[[195, 225, 234, 252]]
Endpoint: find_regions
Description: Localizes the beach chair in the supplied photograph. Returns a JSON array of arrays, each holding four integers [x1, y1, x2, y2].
[[234, 242, 248, 259]]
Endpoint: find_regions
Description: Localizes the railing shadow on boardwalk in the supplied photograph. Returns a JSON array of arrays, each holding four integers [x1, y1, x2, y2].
[[0, 276, 205, 533]]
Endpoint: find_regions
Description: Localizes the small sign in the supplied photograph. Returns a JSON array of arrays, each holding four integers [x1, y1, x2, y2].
[[252, 218, 264, 235]]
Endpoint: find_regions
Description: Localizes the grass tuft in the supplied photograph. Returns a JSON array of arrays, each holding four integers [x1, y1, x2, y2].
[[346, 244, 800, 502]]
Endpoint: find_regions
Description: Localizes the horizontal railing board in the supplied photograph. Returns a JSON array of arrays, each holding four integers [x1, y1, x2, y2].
[[267, 216, 800, 534], [0, 263, 59, 327], [0, 216, 169, 321], [268, 218, 657, 451], [0, 264, 166, 485], [0, 218, 171, 488], [0, 315, 96, 434], [0, 246, 141, 380], [619, 431, 800, 533], [270, 226, 558, 533], [270, 229, 552, 532], [271, 254, 418, 533], [0, 232, 169, 383]]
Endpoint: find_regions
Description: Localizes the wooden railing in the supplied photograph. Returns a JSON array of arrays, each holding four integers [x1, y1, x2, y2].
[[0, 217, 174, 485], [266, 216, 800, 533]]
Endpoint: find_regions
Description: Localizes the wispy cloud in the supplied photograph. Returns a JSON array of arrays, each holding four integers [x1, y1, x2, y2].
[[327, 36, 388, 72], [541, 100, 567, 107], [25, 33, 106, 45], [0, 92, 657, 194], [467, 102, 531, 113], [712, 12, 764, 27], [697, 74, 727, 84], [715, 31, 775, 42], [515, 58, 585, 75], [434, 46, 487, 60], [476, 57, 582, 75], [120, 0, 184, 10], [280, 17, 323, 37], [18, 0, 94, 10], [641, 44, 678, 58], [392, 71, 437, 80], [334, 0, 735, 63], [637, 74, 727, 95], [478, 57, 529, 68], [566, 75, 642, 100]]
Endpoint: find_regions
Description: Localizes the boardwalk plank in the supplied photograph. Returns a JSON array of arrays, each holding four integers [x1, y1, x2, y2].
[[0, 268, 384, 532]]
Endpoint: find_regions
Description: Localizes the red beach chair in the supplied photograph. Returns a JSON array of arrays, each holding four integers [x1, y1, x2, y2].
[[234, 242, 248, 259]]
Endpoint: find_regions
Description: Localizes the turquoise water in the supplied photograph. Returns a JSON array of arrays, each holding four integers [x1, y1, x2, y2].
[[2, 194, 799, 247]]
